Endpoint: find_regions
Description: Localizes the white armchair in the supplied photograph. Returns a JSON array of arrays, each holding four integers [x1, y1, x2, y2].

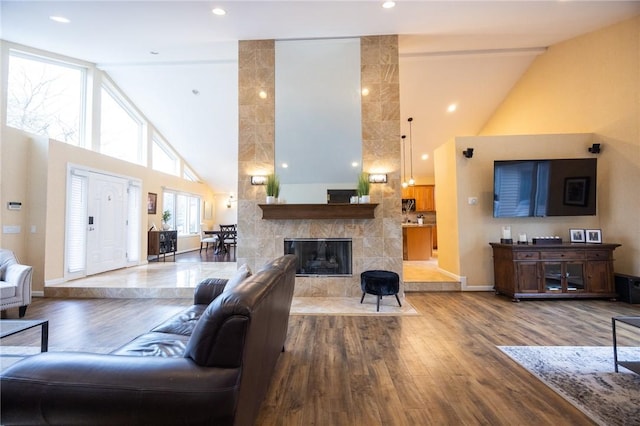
[[0, 249, 33, 318]]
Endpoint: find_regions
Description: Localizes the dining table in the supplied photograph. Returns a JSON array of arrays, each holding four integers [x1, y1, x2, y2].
[[203, 230, 236, 254]]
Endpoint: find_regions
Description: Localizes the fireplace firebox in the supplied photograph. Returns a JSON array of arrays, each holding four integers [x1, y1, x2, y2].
[[284, 238, 352, 276]]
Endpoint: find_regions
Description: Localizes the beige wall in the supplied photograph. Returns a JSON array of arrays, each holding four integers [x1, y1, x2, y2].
[[479, 16, 639, 276], [237, 36, 403, 297], [437, 16, 640, 287], [1, 129, 215, 292]]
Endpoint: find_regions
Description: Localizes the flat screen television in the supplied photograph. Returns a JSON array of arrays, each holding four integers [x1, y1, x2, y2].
[[493, 158, 597, 218]]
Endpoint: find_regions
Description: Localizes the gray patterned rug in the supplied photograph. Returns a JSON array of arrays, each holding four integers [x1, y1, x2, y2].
[[499, 346, 640, 426]]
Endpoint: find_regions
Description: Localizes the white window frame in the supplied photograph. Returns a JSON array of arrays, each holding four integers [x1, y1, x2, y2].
[[100, 79, 146, 166], [152, 133, 179, 176], [162, 189, 201, 236], [6, 49, 88, 147]]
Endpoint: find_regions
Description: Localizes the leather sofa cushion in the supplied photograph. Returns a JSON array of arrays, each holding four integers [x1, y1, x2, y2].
[[151, 305, 207, 336], [111, 332, 189, 357]]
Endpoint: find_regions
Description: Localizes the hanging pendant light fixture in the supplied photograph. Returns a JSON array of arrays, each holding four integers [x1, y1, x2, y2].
[[408, 117, 415, 186], [401, 134, 408, 188]]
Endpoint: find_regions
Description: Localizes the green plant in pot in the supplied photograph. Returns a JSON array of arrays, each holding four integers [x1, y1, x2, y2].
[[265, 174, 280, 204], [357, 172, 370, 203], [162, 209, 172, 230]]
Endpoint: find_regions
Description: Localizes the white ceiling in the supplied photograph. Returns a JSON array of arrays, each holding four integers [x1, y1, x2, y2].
[[2, 1, 639, 192]]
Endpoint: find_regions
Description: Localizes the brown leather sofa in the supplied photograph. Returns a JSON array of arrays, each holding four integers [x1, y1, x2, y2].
[[0, 255, 297, 426]]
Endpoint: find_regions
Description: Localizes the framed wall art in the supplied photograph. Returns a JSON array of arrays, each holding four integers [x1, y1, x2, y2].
[[147, 192, 158, 214]]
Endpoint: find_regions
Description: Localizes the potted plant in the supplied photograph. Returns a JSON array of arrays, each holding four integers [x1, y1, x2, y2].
[[357, 172, 370, 203], [162, 209, 172, 230], [266, 174, 280, 204]]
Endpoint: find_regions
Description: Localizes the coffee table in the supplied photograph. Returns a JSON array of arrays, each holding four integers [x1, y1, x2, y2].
[[612, 316, 640, 374], [0, 319, 49, 352]]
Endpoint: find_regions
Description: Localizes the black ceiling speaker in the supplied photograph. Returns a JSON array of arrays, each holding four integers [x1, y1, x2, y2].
[[462, 148, 474, 158], [588, 143, 601, 154]]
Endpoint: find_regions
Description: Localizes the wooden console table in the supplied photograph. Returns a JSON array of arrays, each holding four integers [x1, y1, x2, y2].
[[490, 242, 620, 301], [148, 230, 177, 262]]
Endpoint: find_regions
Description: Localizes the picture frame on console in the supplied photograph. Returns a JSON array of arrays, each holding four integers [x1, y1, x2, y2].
[[570, 228, 586, 243], [586, 229, 603, 244]]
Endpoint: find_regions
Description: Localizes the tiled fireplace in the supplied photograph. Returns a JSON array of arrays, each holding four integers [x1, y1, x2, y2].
[[237, 36, 403, 297], [284, 238, 352, 276]]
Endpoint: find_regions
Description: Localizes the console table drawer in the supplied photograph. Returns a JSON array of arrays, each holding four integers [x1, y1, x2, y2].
[[586, 250, 611, 260], [541, 251, 582, 260], [515, 252, 540, 260]]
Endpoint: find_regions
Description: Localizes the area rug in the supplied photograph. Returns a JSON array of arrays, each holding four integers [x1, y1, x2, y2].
[[290, 297, 419, 316], [499, 346, 640, 426]]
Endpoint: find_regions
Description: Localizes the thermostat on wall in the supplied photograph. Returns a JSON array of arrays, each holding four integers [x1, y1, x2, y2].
[[7, 202, 22, 210]]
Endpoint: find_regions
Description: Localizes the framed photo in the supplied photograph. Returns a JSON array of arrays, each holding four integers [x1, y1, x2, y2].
[[569, 229, 586, 243], [564, 177, 589, 206], [147, 192, 157, 214], [586, 229, 602, 244]]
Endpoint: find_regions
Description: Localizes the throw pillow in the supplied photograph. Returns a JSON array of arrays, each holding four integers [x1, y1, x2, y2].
[[223, 263, 252, 292]]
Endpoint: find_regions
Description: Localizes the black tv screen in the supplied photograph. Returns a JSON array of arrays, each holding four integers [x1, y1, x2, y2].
[[493, 158, 597, 217]]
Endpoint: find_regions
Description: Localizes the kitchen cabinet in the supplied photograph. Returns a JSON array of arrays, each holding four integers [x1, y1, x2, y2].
[[402, 185, 435, 212], [402, 226, 433, 260], [490, 243, 620, 301]]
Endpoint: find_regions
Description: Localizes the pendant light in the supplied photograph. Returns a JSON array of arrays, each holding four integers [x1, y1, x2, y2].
[[408, 117, 415, 186], [401, 134, 408, 188]]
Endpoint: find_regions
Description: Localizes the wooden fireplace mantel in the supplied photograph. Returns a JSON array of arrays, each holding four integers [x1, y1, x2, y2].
[[258, 203, 378, 220]]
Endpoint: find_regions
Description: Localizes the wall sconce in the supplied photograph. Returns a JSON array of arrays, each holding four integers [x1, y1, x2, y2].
[[251, 175, 267, 185], [462, 148, 474, 158], [588, 143, 601, 154], [368, 174, 388, 184]]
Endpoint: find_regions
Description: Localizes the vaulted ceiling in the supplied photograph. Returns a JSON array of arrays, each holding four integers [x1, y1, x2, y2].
[[2, 1, 639, 192]]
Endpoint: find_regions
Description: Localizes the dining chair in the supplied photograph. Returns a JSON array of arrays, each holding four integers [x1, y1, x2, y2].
[[219, 224, 237, 259], [200, 226, 218, 253]]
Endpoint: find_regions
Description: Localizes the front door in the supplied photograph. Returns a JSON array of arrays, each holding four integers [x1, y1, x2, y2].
[[86, 172, 128, 275]]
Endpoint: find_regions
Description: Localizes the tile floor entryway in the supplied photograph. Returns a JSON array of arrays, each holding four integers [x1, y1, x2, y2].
[[46, 250, 460, 298]]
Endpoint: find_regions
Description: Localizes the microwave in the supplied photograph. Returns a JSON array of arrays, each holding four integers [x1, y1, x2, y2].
[[402, 198, 416, 212]]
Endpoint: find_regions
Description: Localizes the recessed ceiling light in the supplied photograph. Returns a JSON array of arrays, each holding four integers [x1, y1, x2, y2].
[[49, 16, 70, 23], [351, 161, 359, 168], [447, 103, 457, 113], [382, 1, 396, 9], [361, 88, 370, 96], [421, 154, 429, 160], [281, 163, 289, 169], [259, 90, 267, 99], [212, 7, 226, 16]]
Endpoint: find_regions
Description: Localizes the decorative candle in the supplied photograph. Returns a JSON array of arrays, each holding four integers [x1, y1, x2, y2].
[[502, 226, 512, 240]]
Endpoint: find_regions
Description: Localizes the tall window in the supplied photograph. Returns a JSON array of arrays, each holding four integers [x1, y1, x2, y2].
[[152, 135, 179, 176], [183, 166, 198, 182], [6, 50, 85, 145], [100, 84, 144, 165], [162, 190, 200, 236]]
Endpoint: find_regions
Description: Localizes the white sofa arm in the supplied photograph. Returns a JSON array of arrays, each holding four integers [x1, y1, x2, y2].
[[4, 263, 32, 301]]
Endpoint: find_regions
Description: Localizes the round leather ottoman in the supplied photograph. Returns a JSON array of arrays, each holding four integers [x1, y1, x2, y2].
[[360, 270, 402, 312]]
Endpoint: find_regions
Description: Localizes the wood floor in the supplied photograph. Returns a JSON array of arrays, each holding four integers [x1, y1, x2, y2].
[[3, 293, 639, 425]]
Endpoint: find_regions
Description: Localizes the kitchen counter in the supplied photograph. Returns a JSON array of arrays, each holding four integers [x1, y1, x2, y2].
[[402, 223, 436, 227]]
